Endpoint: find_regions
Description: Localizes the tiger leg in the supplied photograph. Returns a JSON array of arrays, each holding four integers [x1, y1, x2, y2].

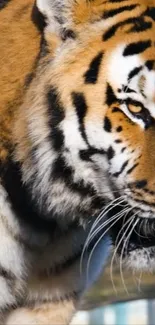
[[5, 300, 76, 325], [0, 188, 27, 323], [0, 216, 26, 323]]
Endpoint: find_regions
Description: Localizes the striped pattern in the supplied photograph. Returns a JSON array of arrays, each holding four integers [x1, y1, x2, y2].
[[1, 0, 155, 323]]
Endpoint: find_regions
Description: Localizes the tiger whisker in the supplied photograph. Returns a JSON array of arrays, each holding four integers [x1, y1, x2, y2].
[[134, 225, 148, 239], [133, 270, 142, 293], [89, 206, 129, 246], [119, 217, 139, 295], [90, 196, 126, 234], [80, 210, 126, 276], [137, 271, 142, 292], [80, 196, 127, 274], [143, 219, 150, 239], [85, 212, 127, 284], [110, 213, 135, 294], [115, 206, 136, 247], [137, 218, 149, 239]]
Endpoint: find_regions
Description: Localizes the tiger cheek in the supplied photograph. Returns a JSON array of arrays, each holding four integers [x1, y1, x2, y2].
[[106, 106, 141, 147]]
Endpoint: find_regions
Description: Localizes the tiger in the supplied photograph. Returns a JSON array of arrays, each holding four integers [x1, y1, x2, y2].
[[0, 0, 111, 324], [1, 0, 155, 323]]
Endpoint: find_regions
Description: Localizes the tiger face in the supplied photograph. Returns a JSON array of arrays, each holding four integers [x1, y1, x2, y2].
[[14, 0, 155, 272]]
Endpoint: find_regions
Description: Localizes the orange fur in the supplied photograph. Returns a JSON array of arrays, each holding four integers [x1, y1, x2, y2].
[[1, 0, 155, 323], [0, 0, 41, 160]]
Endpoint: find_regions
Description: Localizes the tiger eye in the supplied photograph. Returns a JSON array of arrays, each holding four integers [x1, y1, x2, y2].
[[128, 104, 142, 114]]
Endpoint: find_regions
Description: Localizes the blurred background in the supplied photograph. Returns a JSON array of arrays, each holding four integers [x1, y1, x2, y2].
[[71, 258, 155, 325], [71, 300, 155, 325]]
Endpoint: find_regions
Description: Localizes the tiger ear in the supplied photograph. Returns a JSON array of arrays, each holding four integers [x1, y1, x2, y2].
[[35, 0, 64, 54], [37, 0, 104, 29], [36, 0, 64, 29]]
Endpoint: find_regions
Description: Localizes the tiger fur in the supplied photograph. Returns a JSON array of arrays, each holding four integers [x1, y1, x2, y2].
[[1, 0, 155, 323]]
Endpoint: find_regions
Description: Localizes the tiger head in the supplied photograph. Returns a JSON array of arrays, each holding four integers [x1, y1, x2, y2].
[[14, 0, 155, 271]]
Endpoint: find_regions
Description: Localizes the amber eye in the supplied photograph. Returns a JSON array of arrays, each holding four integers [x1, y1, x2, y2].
[[124, 99, 154, 129], [128, 104, 142, 114]]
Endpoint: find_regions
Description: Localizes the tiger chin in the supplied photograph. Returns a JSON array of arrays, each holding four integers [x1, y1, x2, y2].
[[1, 0, 155, 324]]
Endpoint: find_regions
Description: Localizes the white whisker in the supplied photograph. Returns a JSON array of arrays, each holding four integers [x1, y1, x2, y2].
[[120, 216, 139, 294], [86, 212, 126, 284], [110, 214, 134, 294], [90, 196, 126, 234], [80, 196, 127, 274], [115, 206, 135, 246], [133, 270, 142, 293], [134, 223, 148, 239], [89, 206, 129, 245]]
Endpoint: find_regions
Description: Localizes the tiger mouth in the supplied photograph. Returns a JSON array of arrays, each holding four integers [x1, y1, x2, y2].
[[109, 205, 155, 256]]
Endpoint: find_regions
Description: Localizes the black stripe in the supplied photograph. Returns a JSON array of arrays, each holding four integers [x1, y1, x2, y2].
[[24, 32, 51, 89], [47, 87, 65, 151], [144, 7, 155, 21], [112, 107, 121, 113], [127, 162, 139, 174], [107, 146, 115, 160], [0, 160, 59, 232], [121, 147, 126, 153], [122, 86, 136, 94], [128, 66, 143, 81], [84, 52, 103, 84], [103, 17, 132, 41], [0, 158, 103, 252], [52, 155, 73, 185], [106, 83, 118, 106], [61, 29, 76, 41], [144, 188, 155, 195], [0, 0, 11, 10], [145, 60, 155, 70], [24, 37, 49, 88], [133, 198, 155, 208], [1, 158, 95, 246], [123, 40, 151, 56], [103, 24, 117, 41], [51, 155, 102, 201], [128, 18, 152, 33], [103, 4, 138, 19], [72, 92, 88, 144], [0, 267, 15, 283], [79, 148, 105, 161], [134, 179, 147, 189], [104, 117, 112, 132], [103, 16, 151, 41], [113, 160, 129, 177], [31, 2, 46, 32]]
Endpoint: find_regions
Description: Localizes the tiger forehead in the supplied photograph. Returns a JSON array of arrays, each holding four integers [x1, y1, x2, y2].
[[46, 2, 155, 82], [107, 44, 155, 89], [69, 0, 155, 25]]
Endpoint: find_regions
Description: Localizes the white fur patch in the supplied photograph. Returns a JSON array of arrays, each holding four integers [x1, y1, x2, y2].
[[107, 44, 143, 91], [125, 247, 155, 272], [37, 0, 56, 20]]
